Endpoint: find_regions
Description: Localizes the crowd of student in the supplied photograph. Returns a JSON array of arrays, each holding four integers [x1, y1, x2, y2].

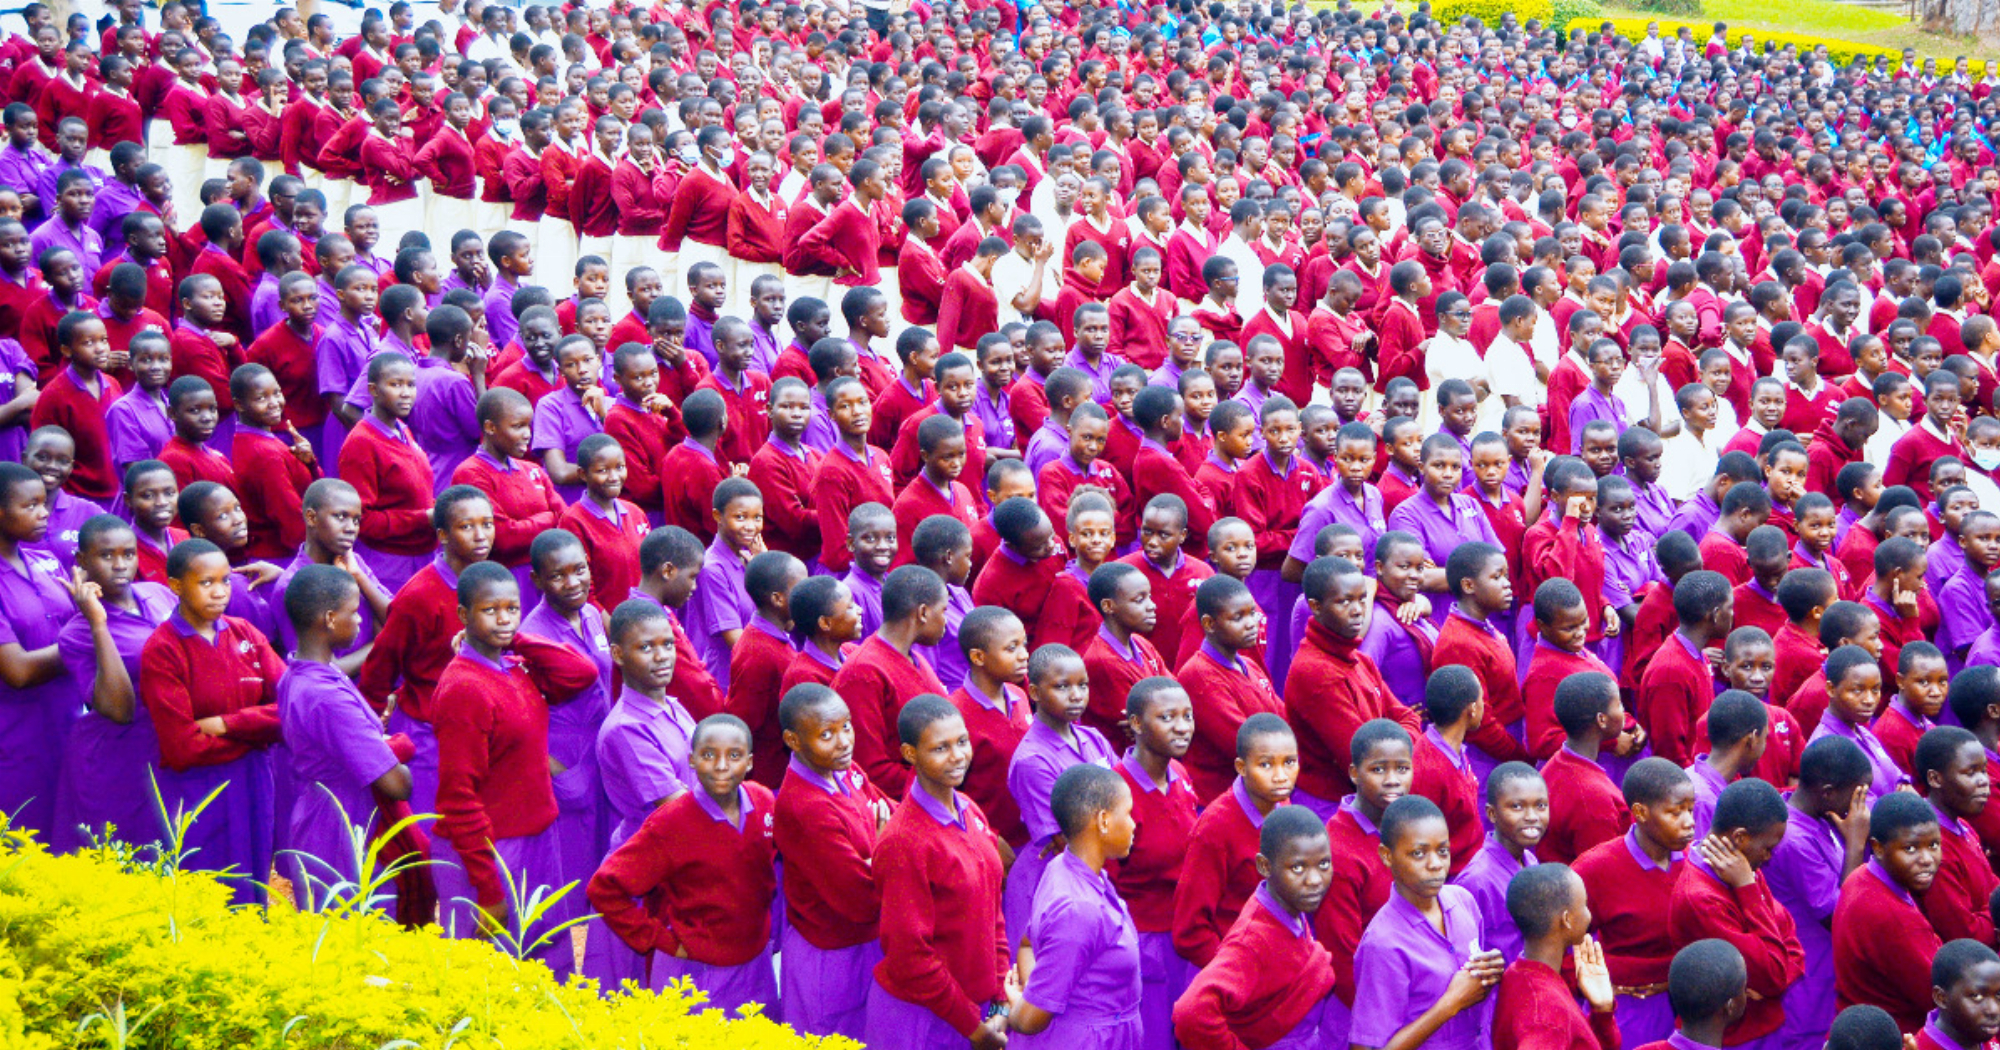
[[11, 0, 2000, 1048]]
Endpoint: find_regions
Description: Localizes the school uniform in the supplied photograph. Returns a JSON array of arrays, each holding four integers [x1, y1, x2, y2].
[[583, 688, 697, 988], [1669, 849, 1806, 1046], [1172, 777, 1276, 969], [1133, 438, 1219, 559], [1358, 596, 1438, 713], [352, 554, 461, 815], [971, 544, 1097, 654], [1833, 859, 1944, 1035], [1173, 884, 1340, 1050], [1762, 799, 1847, 1050], [1080, 627, 1171, 743], [1116, 551, 1212, 676], [29, 365, 120, 500], [0, 544, 80, 838], [140, 611, 286, 903], [555, 497, 646, 614], [588, 782, 779, 1011], [1113, 750, 1201, 1050], [450, 449, 565, 607], [522, 600, 615, 938], [1015, 849, 1145, 1049], [814, 440, 897, 575], [430, 634, 598, 967], [1412, 726, 1484, 878], [1454, 834, 1537, 964], [683, 535, 754, 693], [1005, 718, 1118, 950], [1350, 884, 1487, 1050], [1574, 829, 1685, 1043], [775, 755, 891, 1040], [1493, 956, 1623, 1050], [950, 680, 1036, 850], [865, 784, 1007, 1049], [891, 474, 979, 566], [1284, 618, 1422, 816], [1809, 711, 1909, 804], [337, 415, 437, 594], [1640, 633, 1717, 768], [51, 581, 174, 853], [1539, 746, 1633, 866], [1523, 642, 1621, 763], [829, 634, 948, 799], [1927, 805, 1999, 946]]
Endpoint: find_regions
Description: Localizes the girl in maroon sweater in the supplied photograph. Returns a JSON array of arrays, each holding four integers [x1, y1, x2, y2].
[[865, 693, 1009, 1050], [587, 714, 779, 1012]]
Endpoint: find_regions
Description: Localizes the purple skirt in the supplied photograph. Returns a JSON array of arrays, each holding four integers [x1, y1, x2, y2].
[[865, 979, 981, 1050], [385, 710, 438, 818], [1266, 993, 1338, 1050], [155, 749, 275, 904], [1615, 990, 1675, 1046], [430, 823, 575, 978], [0, 676, 75, 837], [52, 707, 163, 854], [651, 944, 778, 1020], [780, 927, 880, 1040], [356, 546, 432, 597], [582, 821, 644, 992], [1136, 931, 1194, 1050], [1003, 837, 1055, 960], [1776, 956, 1836, 1050]]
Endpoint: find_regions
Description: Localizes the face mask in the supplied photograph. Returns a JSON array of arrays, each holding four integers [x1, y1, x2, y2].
[[1976, 449, 2000, 472], [715, 148, 734, 168], [492, 119, 518, 139], [678, 144, 700, 165], [999, 188, 1019, 208]]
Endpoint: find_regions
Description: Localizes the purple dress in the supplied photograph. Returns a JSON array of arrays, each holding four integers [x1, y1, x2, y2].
[[0, 545, 83, 837], [1003, 719, 1117, 949], [1359, 599, 1436, 705], [778, 753, 887, 1039], [521, 600, 614, 932], [105, 384, 172, 472], [1685, 755, 1729, 842], [26, 488, 104, 571], [844, 564, 886, 640], [51, 581, 174, 852], [1450, 833, 1536, 963], [1765, 802, 1846, 1050], [529, 384, 603, 504], [278, 657, 401, 906], [584, 690, 697, 989], [685, 535, 753, 692], [1810, 712, 1909, 803], [913, 582, 975, 694], [315, 312, 381, 474], [1013, 850, 1145, 1050], [1350, 884, 1487, 1050], [645, 785, 781, 1013], [408, 356, 482, 492], [1386, 489, 1501, 625], [1292, 481, 1387, 578], [0, 337, 33, 465]]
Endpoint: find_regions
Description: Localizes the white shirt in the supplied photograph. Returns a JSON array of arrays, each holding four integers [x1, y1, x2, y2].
[[1660, 424, 1723, 501], [992, 248, 1060, 326], [1864, 415, 1911, 469], [1216, 232, 1266, 317], [1423, 332, 1495, 433], [1484, 333, 1542, 406]]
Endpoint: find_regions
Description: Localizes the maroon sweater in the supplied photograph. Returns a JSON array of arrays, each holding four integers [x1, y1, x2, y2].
[[829, 635, 947, 797], [774, 761, 890, 949], [1173, 896, 1338, 1050], [587, 782, 778, 963], [1670, 859, 1806, 1044], [873, 788, 1007, 1038]]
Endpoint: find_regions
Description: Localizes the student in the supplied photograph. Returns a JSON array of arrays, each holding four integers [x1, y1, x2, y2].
[[722, 551, 807, 789], [1873, 642, 1949, 779], [865, 694, 1010, 1050], [653, 387, 734, 545], [587, 714, 777, 1011], [948, 605, 1037, 851], [814, 376, 898, 574], [1918, 940, 2000, 1050], [1763, 732, 1873, 1050], [1914, 727, 1999, 947], [1000, 762, 1144, 1046], [582, 598, 699, 988], [1435, 541, 1530, 777], [1171, 806, 1341, 1050], [1081, 562, 1171, 741], [1772, 569, 1840, 714], [121, 460, 185, 587], [971, 496, 1096, 654], [1358, 532, 1438, 705], [552, 435, 648, 612], [105, 329, 174, 476], [1686, 691, 1770, 841], [780, 574, 862, 696], [1287, 422, 1389, 585], [1452, 762, 1548, 964], [1884, 370, 1968, 505], [1003, 642, 1119, 949], [1540, 670, 1636, 865], [1640, 569, 1734, 767], [229, 361, 321, 562], [1172, 712, 1298, 969], [276, 563, 423, 915], [743, 376, 821, 561], [681, 476, 764, 690], [1572, 758, 1697, 1044], [1411, 665, 1487, 876], [1035, 401, 1128, 537], [1937, 513, 2000, 666], [1521, 457, 1614, 654], [1490, 862, 1620, 1050], [1635, 939, 1751, 1050], [138, 537, 286, 903], [842, 502, 898, 640], [450, 388, 565, 607], [891, 417, 980, 559], [1320, 716, 1416, 1040], [1731, 528, 1792, 639], [1669, 777, 1808, 1048], [829, 564, 950, 796], [47, 514, 170, 854], [30, 308, 120, 502], [338, 351, 436, 593], [1285, 555, 1421, 814], [1113, 676, 1201, 1050], [1349, 794, 1506, 1050], [528, 335, 610, 503], [1132, 384, 1219, 559], [1832, 791, 1946, 1034], [1160, 572, 1284, 804], [429, 560, 599, 968], [1811, 645, 1911, 803]]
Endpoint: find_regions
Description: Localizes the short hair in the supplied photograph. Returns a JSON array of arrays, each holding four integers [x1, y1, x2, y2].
[[1236, 711, 1295, 759], [454, 559, 515, 607], [1486, 761, 1545, 805], [430, 484, 491, 532], [1534, 578, 1585, 623], [1825, 644, 1879, 689], [1424, 665, 1482, 728], [1869, 790, 1941, 844], [1933, 938, 2000, 993], [526, 527, 584, 574], [1707, 690, 1769, 749], [1050, 763, 1126, 838], [1379, 794, 1446, 847], [283, 562, 359, 631], [711, 476, 761, 515], [1259, 803, 1328, 860], [607, 597, 671, 645], [1622, 755, 1693, 807], [880, 565, 945, 622], [911, 515, 971, 569], [1712, 777, 1787, 837], [1195, 573, 1252, 621], [638, 525, 704, 576], [1820, 601, 1876, 648], [1672, 570, 1732, 626], [777, 682, 845, 735], [1776, 569, 1837, 622], [1506, 862, 1579, 939], [1668, 939, 1749, 1024], [895, 692, 959, 748], [163, 537, 224, 579], [1553, 672, 1617, 737], [1127, 676, 1185, 718], [681, 388, 726, 439], [1915, 725, 1982, 786], [1798, 734, 1874, 791], [1826, 1006, 1905, 1050], [1350, 718, 1413, 766]]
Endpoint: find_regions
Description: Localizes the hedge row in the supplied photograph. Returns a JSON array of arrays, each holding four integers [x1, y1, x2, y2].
[[1564, 16, 1990, 76]]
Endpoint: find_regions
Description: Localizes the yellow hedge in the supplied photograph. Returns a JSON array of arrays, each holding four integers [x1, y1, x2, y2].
[[0, 830, 852, 1050], [1441, 0, 1556, 26], [1566, 17, 1989, 77]]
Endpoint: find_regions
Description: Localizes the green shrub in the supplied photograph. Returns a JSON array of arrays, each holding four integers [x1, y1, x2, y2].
[[1438, 0, 1555, 29], [1628, 0, 1702, 16], [0, 829, 851, 1049], [1567, 17, 1987, 75], [1551, 0, 1607, 30]]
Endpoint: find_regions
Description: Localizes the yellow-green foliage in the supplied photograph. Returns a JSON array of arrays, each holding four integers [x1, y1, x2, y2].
[[1567, 17, 1989, 76], [0, 832, 852, 1050], [1439, 0, 1556, 28]]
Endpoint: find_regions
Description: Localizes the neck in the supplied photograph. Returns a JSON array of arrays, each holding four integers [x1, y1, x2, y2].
[[295, 635, 337, 664], [1566, 734, 1602, 763], [1521, 934, 1573, 972], [1437, 716, 1471, 750], [1681, 1019, 1730, 1048], [918, 774, 957, 812]]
